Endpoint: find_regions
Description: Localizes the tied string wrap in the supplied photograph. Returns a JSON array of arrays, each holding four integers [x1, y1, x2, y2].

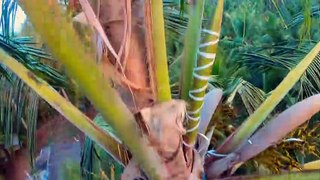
[[183, 132, 228, 158], [182, 29, 220, 151], [185, 29, 220, 134]]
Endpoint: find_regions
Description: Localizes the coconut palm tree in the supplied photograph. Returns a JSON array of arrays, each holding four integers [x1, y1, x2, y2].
[[0, 0, 319, 179]]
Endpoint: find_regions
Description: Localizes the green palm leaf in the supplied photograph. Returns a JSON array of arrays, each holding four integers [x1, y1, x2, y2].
[[0, 73, 38, 168], [0, 35, 66, 86], [240, 41, 320, 99], [226, 78, 266, 115], [218, 42, 320, 153], [81, 114, 124, 180]]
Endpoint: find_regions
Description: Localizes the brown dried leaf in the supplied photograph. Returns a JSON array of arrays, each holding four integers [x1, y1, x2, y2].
[[78, 0, 119, 59], [97, 0, 155, 111]]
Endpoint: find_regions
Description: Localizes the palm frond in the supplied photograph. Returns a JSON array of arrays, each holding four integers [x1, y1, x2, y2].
[[240, 41, 320, 99], [226, 78, 266, 115], [0, 1, 66, 86], [0, 49, 128, 165], [26, 89, 39, 170], [217, 42, 320, 153], [0, 73, 38, 168], [0, 63, 11, 82], [1, 0, 17, 38], [164, 8, 188, 36], [20, 0, 166, 177], [81, 114, 125, 180], [163, 3, 188, 64], [0, 35, 66, 86], [288, 4, 320, 28]]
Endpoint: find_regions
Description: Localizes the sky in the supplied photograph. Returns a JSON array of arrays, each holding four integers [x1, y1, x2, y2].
[[0, 0, 27, 33]]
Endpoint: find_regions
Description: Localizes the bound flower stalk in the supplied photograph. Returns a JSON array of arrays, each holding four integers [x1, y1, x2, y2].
[[184, 0, 224, 146]]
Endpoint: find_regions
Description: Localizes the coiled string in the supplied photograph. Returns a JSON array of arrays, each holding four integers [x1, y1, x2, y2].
[[186, 29, 220, 134], [183, 29, 220, 151]]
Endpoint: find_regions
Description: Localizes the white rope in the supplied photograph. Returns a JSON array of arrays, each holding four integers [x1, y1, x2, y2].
[[197, 132, 210, 153], [183, 132, 210, 150], [199, 39, 219, 48], [189, 92, 205, 101], [188, 102, 204, 115], [282, 138, 304, 142], [202, 29, 220, 37], [193, 71, 211, 81], [193, 60, 215, 71], [186, 121, 200, 133], [186, 29, 220, 133], [186, 113, 200, 121], [206, 150, 228, 158], [197, 51, 216, 59], [190, 84, 208, 94], [198, 132, 209, 143], [182, 140, 194, 148]]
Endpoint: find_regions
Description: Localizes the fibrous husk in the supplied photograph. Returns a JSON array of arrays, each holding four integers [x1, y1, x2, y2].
[[97, 0, 155, 112], [122, 100, 203, 179]]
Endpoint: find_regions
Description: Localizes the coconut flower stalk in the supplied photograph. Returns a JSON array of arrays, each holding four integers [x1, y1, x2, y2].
[[180, 0, 205, 101], [184, 0, 224, 145]]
